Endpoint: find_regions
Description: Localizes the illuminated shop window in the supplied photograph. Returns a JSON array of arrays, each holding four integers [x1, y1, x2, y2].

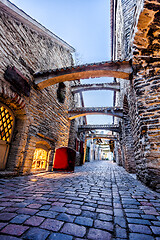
[[0, 105, 14, 142], [32, 145, 49, 169]]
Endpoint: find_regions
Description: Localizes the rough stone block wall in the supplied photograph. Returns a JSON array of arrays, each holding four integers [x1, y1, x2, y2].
[[120, 114, 136, 173], [68, 91, 82, 150], [113, 0, 143, 174], [0, 8, 75, 174], [130, 74, 160, 191], [68, 91, 86, 166], [132, 0, 160, 191], [68, 119, 77, 149], [114, 0, 160, 191], [121, 0, 144, 58], [117, 145, 123, 166], [114, 83, 136, 173]]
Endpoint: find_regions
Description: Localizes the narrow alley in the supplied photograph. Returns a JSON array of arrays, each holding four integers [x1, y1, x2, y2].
[[0, 161, 159, 240]]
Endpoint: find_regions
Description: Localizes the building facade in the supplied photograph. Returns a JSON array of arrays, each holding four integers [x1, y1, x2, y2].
[[112, 0, 160, 192], [0, 0, 84, 175]]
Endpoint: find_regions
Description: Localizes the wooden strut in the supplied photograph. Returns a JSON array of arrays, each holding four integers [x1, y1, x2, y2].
[[78, 124, 121, 133], [34, 60, 132, 89], [86, 134, 117, 141], [71, 83, 120, 93], [68, 107, 124, 120]]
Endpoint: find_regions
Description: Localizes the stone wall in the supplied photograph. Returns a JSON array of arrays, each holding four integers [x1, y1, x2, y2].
[[132, 0, 160, 191], [113, 0, 137, 173], [115, 0, 144, 59], [113, 0, 160, 191], [68, 90, 86, 166], [0, 5, 77, 174]]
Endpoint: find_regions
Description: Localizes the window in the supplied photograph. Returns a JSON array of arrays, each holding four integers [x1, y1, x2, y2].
[[57, 82, 66, 103], [0, 103, 15, 170], [0, 105, 14, 142], [32, 144, 49, 170]]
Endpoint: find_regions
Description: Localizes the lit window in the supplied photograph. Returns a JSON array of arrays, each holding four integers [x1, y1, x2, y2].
[[0, 105, 14, 142], [32, 147, 48, 169]]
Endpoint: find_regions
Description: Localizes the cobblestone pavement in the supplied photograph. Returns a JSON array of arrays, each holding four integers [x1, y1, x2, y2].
[[0, 161, 160, 240]]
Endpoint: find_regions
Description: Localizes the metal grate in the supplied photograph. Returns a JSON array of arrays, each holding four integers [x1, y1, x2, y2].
[[0, 105, 14, 142]]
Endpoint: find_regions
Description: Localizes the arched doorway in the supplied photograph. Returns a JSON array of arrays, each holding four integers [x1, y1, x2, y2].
[[0, 103, 15, 170], [32, 143, 50, 170]]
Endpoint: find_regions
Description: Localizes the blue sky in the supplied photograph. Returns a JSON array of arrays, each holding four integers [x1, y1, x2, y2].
[[10, 0, 113, 124]]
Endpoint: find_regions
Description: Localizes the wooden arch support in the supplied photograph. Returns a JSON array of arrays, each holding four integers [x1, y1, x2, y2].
[[34, 60, 132, 89], [78, 124, 121, 133], [85, 134, 117, 141], [68, 107, 123, 120], [71, 82, 120, 93]]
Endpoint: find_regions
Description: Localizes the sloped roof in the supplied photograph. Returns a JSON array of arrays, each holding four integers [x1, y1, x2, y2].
[[0, 0, 75, 52]]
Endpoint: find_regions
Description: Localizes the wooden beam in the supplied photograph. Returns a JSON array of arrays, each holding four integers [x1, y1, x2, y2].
[[68, 107, 123, 120], [34, 60, 132, 89], [78, 124, 121, 133], [72, 82, 120, 93]]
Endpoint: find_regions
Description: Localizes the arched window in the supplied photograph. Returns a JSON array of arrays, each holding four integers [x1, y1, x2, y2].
[[0, 103, 15, 170], [57, 82, 66, 103], [32, 144, 49, 170]]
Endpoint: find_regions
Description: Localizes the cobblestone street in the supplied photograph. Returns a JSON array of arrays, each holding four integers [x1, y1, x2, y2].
[[0, 161, 159, 240]]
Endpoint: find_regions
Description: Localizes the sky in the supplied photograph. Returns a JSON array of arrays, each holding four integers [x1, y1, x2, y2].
[[10, 0, 113, 125]]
